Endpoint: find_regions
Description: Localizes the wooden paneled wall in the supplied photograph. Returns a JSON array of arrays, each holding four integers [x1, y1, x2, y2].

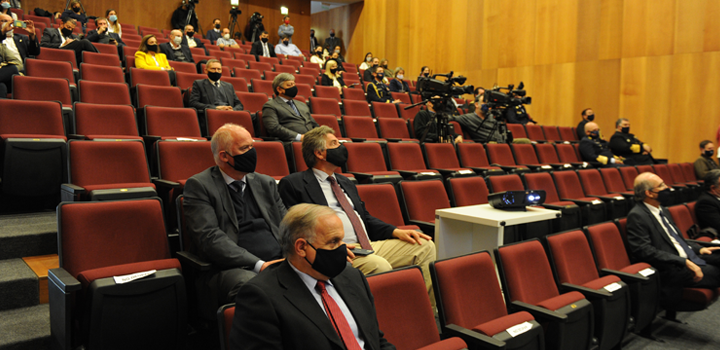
[[313, 0, 720, 163], [23, 0, 311, 48]]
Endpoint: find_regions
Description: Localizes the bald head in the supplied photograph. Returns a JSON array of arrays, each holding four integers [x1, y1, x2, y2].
[[584, 122, 599, 137], [211, 123, 252, 164], [633, 172, 662, 202], [0, 14, 12, 33]]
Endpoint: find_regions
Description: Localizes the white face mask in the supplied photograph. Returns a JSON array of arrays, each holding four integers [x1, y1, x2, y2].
[[396, 74, 403, 80], [223, 34, 230, 40], [173, 36, 182, 45], [366, 57, 372, 62]]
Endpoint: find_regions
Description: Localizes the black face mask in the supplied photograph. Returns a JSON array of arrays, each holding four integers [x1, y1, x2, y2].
[[227, 147, 257, 173], [704, 150, 714, 157], [586, 114, 595, 121], [330, 32, 335, 37], [621, 127, 630, 134], [187, 31, 194, 37], [316, 51, 322, 56], [61, 28, 73, 37], [215, 23, 221, 29], [310, 33, 315, 37], [146, 44, 158, 52], [376, 74, 384, 81], [325, 144, 348, 167], [330, 68, 337, 74], [305, 242, 347, 279], [261, 37, 268, 43], [282, 85, 298, 98], [423, 73, 429, 77], [589, 130, 599, 138], [73, 7, 81, 13], [282, 41, 289, 46], [652, 188, 673, 206], [208, 72, 222, 82], [372, 63, 378, 68]]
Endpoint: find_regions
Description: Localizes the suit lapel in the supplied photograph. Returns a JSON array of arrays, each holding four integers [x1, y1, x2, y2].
[[276, 97, 302, 120], [211, 167, 238, 229], [245, 173, 277, 240], [203, 79, 218, 103], [278, 262, 345, 349], [303, 169, 329, 206], [641, 204, 674, 246], [332, 271, 376, 350]]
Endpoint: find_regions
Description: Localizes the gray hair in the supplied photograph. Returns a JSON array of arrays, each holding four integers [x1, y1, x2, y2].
[[280, 204, 336, 257], [170, 29, 183, 37], [272, 73, 295, 96], [634, 172, 655, 202], [302, 126, 334, 168], [704, 169, 720, 191], [615, 118, 629, 128], [210, 123, 246, 164]]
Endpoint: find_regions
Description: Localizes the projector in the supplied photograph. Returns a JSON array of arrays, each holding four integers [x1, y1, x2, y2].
[[488, 190, 546, 211]]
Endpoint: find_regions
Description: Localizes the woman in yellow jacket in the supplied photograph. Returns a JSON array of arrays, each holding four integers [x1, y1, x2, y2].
[[135, 34, 173, 71]]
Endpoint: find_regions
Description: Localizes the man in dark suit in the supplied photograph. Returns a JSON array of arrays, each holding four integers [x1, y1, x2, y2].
[[627, 172, 720, 301], [609, 118, 653, 165], [85, 17, 124, 47], [576, 108, 594, 140], [278, 126, 436, 305], [229, 203, 395, 350], [40, 17, 97, 66], [579, 122, 623, 167], [249, 31, 276, 60], [323, 29, 341, 54], [160, 29, 194, 64], [189, 59, 244, 133], [182, 25, 208, 55], [0, 14, 40, 74], [262, 73, 319, 142], [363, 57, 380, 82], [183, 123, 287, 306], [695, 170, 720, 235], [206, 18, 222, 45]]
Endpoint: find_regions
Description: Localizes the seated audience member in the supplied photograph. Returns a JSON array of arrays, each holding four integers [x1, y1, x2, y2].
[[1, 0, 17, 20], [229, 204, 395, 350], [388, 67, 409, 93], [627, 172, 720, 303], [189, 59, 244, 128], [62, 0, 87, 27], [40, 17, 98, 66], [135, 34, 173, 71], [277, 15, 293, 44], [330, 45, 344, 65], [329, 51, 344, 72], [250, 31, 275, 59], [695, 170, 720, 236], [579, 122, 623, 166], [320, 60, 346, 95], [309, 46, 324, 69], [105, 9, 121, 37], [274, 35, 303, 59], [609, 118, 653, 165], [0, 14, 39, 74], [452, 96, 505, 143], [359, 51, 373, 70], [86, 17, 124, 46], [216, 28, 240, 49], [505, 101, 536, 125], [183, 123, 286, 305], [466, 87, 485, 113], [206, 18, 222, 44], [160, 29, 194, 63], [262, 73, 319, 142], [362, 57, 380, 82], [695, 140, 719, 179], [576, 108, 594, 140], [278, 126, 437, 301], [380, 59, 393, 79], [419, 65, 430, 79], [366, 66, 399, 104], [414, 98, 462, 144], [182, 25, 208, 55]]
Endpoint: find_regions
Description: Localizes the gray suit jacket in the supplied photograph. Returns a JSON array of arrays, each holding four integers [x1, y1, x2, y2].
[[40, 28, 77, 48], [183, 166, 287, 268], [189, 78, 244, 113], [159, 42, 194, 63], [262, 96, 319, 142]]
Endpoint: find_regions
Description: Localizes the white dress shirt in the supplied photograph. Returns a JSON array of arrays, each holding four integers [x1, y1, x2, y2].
[[312, 168, 367, 245], [643, 202, 687, 258]]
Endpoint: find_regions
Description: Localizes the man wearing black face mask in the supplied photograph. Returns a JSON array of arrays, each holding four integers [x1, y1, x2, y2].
[[363, 57, 381, 82], [309, 29, 318, 51], [183, 124, 288, 312], [694, 140, 718, 179], [189, 59, 245, 133], [262, 73, 319, 142], [206, 18, 222, 45], [182, 25, 208, 56], [279, 126, 437, 307], [610, 118, 653, 165], [576, 108, 595, 140], [274, 34, 303, 59], [40, 17, 97, 66], [579, 122, 623, 166], [627, 172, 720, 303], [324, 29, 341, 54], [230, 204, 395, 350], [249, 31, 276, 59]]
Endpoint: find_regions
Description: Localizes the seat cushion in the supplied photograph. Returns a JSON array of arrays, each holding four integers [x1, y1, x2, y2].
[[83, 182, 157, 192], [583, 274, 621, 290], [682, 287, 717, 304], [77, 258, 181, 287], [85, 135, 142, 140], [619, 262, 652, 275], [536, 291, 585, 311], [546, 201, 577, 207], [472, 311, 534, 337], [416, 337, 467, 350]]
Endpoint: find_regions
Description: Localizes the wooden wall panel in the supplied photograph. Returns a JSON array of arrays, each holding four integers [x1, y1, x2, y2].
[[576, 0, 601, 62], [598, 0, 623, 60]]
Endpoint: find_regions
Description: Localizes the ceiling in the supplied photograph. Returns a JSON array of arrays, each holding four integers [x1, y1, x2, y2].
[[311, 0, 363, 14]]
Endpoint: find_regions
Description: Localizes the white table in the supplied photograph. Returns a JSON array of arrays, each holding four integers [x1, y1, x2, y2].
[[434, 204, 561, 260]]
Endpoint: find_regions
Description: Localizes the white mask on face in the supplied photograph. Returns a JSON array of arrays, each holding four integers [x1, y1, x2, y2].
[[396, 74, 404, 80], [223, 34, 230, 40], [173, 36, 182, 45]]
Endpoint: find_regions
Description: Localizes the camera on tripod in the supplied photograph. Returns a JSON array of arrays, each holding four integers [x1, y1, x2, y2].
[[183, 0, 199, 8], [416, 72, 474, 114], [484, 82, 532, 113], [230, 7, 241, 17]]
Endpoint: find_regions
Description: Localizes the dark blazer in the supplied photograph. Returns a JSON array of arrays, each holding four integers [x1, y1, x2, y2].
[[579, 136, 615, 164], [366, 81, 392, 104], [576, 120, 588, 140], [626, 202, 703, 272], [10, 33, 40, 61], [262, 96, 319, 142], [40, 27, 77, 48], [188, 78, 244, 113], [320, 73, 345, 88], [323, 36, 341, 52], [249, 40, 277, 59], [388, 78, 409, 93], [159, 42, 195, 63], [230, 260, 395, 350], [206, 29, 221, 45], [609, 131, 653, 165], [363, 68, 376, 82], [696, 191, 720, 234], [181, 35, 208, 55], [183, 166, 287, 268], [278, 170, 395, 241], [86, 29, 125, 46]]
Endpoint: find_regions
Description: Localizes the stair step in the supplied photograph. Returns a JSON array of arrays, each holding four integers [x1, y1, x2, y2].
[[22, 255, 59, 305], [0, 212, 57, 260], [0, 304, 50, 350], [0, 259, 39, 311]]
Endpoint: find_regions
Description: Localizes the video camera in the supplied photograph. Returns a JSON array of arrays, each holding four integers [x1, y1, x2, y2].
[[230, 7, 241, 17], [484, 82, 532, 110], [416, 72, 474, 100], [183, 0, 199, 8], [250, 12, 264, 23]]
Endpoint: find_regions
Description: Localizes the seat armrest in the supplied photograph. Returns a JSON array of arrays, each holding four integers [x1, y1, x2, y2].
[[152, 178, 181, 189], [176, 251, 212, 271], [350, 137, 367, 143], [560, 282, 613, 299], [61, 183, 85, 195], [142, 135, 161, 146], [541, 203, 578, 211], [408, 220, 435, 237], [687, 239, 720, 247], [68, 134, 85, 140], [395, 169, 419, 178], [561, 198, 601, 206], [48, 268, 81, 293], [599, 268, 649, 283], [468, 166, 505, 176], [510, 300, 567, 322], [443, 324, 506, 350], [348, 171, 373, 181], [384, 138, 402, 142]]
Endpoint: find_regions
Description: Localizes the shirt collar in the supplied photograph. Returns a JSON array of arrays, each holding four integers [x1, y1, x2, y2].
[[219, 167, 245, 186], [279, 96, 291, 103], [643, 201, 661, 216], [289, 260, 334, 291], [312, 168, 335, 183]]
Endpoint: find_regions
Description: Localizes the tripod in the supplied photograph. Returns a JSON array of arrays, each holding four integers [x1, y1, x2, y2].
[[417, 99, 457, 144], [185, 3, 202, 37], [474, 108, 512, 143], [229, 14, 239, 39]]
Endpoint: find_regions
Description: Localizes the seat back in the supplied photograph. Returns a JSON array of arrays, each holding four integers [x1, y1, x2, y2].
[[542, 126, 562, 142], [390, 92, 411, 104], [399, 179, 450, 223], [25, 58, 75, 84], [555, 143, 581, 163], [667, 205, 694, 239], [652, 164, 676, 185], [247, 60, 272, 72], [80, 63, 125, 83], [424, 143, 462, 169], [577, 169, 610, 196], [223, 77, 250, 92], [12, 75, 72, 105], [137, 85, 183, 108], [512, 144, 541, 165], [356, 183, 406, 227], [586, 222, 632, 270], [446, 176, 489, 206], [310, 97, 342, 116], [366, 267, 443, 349], [553, 170, 587, 199], [253, 141, 290, 178], [0, 99, 65, 136], [668, 163, 690, 184], [681, 162, 698, 181], [558, 126, 577, 141], [295, 74, 316, 87], [343, 100, 372, 117], [496, 240, 560, 305], [235, 92, 270, 114], [217, 304, 235, 350], [387, 143, 429, 171], [168, 61, 197, 74], [618, 166, 640, 191], [251, 79, 275, 96], [398, 104, 421, 121], [206, 110, 255, 137], [525, 124, 545, 141], [377, 118, 411, 139], [157, 141, 214, 181], [486, 143, 517, 166], [506, 124, 527, 139], [130, 67, 172, 87], [686, 201, 698, 224], [175, 72, 207, 91], [79, 81, 132, 105], [83, 52, 121, 67], [343, 116, 379, 138], [636, 165, 654, 174], [69, 140, 151, 187], [146, 106, 202, 138], [314, 85, 342, 101], [74, 103, 138, 138], [372, 102, 399, 118], [523, 172, 562, 203], [488, 174, 524, 193], [234, 68, 262, 82], [534, 143, 561, 163], [345, 142, 388, 173], [545, 230, 601, 285], [599, 168, 628, 193], [35, 47, 77, 69], [311, 115, 344, 137], [456, 143, 492, 167], [342, 87, 367, 101]]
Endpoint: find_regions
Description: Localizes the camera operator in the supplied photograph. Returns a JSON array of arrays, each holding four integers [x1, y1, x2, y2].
[[452, 96, 505, 143], [245, 12, 264, 43], [414, 96, 462, 144], [171, 0, 198, 34], [506, 102, 536, 125], [366, 66, 400, 104]]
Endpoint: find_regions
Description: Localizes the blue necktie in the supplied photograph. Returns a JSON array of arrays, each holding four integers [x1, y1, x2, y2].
[[287, 100, 300, 116], [659, 211, 706, 266]]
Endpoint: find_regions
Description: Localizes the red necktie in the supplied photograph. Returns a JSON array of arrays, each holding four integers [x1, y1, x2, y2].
[[327, 176, 372, 250], [316, 281, 362, 350]]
